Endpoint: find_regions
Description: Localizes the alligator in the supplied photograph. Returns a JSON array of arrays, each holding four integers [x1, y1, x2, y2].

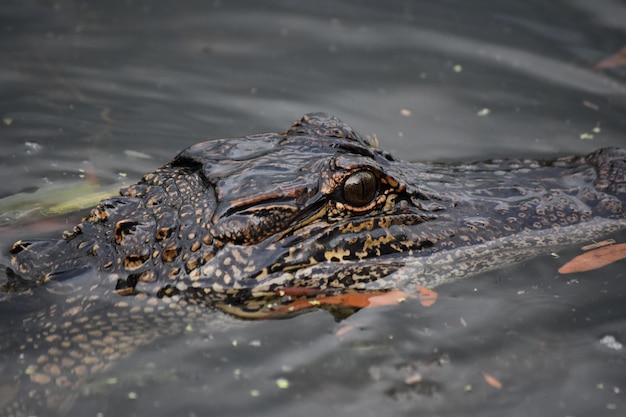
[[1, 113, 625, 416]]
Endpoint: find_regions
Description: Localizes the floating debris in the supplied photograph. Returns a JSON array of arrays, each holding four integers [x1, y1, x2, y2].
[[335, 325, 355, 338], [124, 149, 153, 159], [482, 372, 502, 389], [405, 373, 423, 385], [581, 239, 615, 251], [599, 335, 623, 351], [580, 132, 594, 140], [25, 141, 42, 153], [100, 107, 113, 123], [594, 45, 626, 70], [276, 377, 289, 389]]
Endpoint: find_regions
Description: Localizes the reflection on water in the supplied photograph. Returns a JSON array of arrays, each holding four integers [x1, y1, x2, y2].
[[1, 0, 625, 416]]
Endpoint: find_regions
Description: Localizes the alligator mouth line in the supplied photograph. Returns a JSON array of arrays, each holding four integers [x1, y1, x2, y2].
[[272, 196, 329, 242], [214, 182, 313, 220]]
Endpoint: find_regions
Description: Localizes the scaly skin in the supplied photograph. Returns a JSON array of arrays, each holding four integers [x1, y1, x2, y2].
[[1, 113, 625, 416]]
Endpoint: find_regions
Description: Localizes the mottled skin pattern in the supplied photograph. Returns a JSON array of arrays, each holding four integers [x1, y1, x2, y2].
[[1, 113, 626, 416]]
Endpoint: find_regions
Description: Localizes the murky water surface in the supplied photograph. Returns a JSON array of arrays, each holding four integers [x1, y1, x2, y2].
[[1, 1, 625, 416]]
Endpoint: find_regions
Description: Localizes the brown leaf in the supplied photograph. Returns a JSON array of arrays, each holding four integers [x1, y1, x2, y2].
[[558, 243, 626, 274], [594, 46, 626, 70], [482, 372, 502, 389]]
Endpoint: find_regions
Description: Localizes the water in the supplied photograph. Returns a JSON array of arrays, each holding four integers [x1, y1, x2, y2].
[[1, 0, 626, 416]]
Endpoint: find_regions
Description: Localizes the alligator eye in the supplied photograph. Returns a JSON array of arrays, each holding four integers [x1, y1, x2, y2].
[[342, 171, 377, 207]]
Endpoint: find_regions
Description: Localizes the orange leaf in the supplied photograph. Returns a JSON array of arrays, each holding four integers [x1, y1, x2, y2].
[[594, 46, 626, 70], [366, 290, 410, 307], [416, 286, 438, 307], [314, 290, 409, 308], [267, 290, 410, 317], [558, 243, 626, 274], [314, 293, 371, 308], [482, 372, 502, 389]]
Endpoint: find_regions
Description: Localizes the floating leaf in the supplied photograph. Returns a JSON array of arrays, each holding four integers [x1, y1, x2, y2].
[[416, 286, 438, 307], [594, 46, 626, 70], [100, 107, 113, 123], [582, 100, 599, 111], [44, 190, 117, 216], [581, 239, 615, 251], [558, 243, 626, 274], [404, 373, 422, 385], [124, 149, 153, 159], [313, 290, 409, 309], [266, 290, 410, 318], [365, 290, 409, 307], [482, 372, 502, 389], [0, 182, 119, 220], [335, 325, 355, 338]]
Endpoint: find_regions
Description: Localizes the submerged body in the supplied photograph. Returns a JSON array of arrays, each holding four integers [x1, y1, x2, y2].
[[1, 113, 625, 416]]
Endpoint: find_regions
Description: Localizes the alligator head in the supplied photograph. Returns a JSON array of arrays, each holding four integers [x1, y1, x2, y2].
[[8, 113, 626, 313]]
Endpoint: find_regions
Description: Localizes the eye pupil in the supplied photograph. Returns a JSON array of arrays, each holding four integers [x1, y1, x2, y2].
[[342, 171, 377, 206]]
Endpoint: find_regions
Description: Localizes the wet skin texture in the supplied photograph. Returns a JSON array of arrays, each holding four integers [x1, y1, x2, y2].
[[1, 113, 626, 416]]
